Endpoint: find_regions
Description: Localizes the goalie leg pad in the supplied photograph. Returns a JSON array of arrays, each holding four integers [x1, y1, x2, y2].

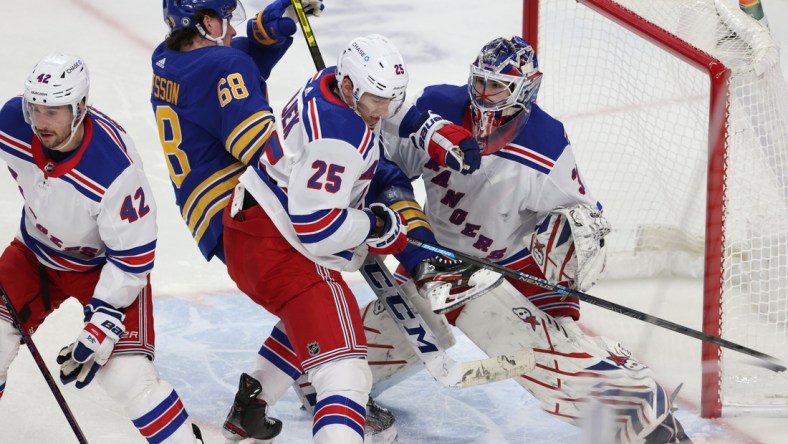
[[454, 281, 671, 442], [361, 279, 457, 396], [309, 358, 371, 444], [97, 354, 200, 443]]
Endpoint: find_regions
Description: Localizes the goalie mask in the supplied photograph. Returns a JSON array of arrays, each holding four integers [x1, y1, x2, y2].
[[335, 34, 409, 118], [23, 53, 90, 151], [163, 0, 246, 45], [468, 36, 543, 154]]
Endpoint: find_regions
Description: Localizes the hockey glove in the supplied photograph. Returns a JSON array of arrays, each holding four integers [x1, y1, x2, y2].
[[410, 111, 481, 175], [56, 298, 124, 388], [254, 0, 324, 46], [364, 203, 408, 255], [528, 204, 611, 291]]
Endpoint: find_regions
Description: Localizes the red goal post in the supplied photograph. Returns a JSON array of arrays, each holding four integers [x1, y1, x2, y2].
[[522, 0, 788, 418]]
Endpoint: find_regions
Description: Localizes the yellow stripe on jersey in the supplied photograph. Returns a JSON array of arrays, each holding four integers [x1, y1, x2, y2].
[[193, 194, 232, 243], [226, 110, 274, 163], [181, 163, 245, 232], [390, 200, 432, 231]]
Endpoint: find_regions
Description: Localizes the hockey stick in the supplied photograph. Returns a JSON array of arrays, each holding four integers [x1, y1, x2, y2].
[[360, 255, 535, 387], [289, 0, 326, 70], [0, 286, 89, 443], [405, 236, 788, 374]]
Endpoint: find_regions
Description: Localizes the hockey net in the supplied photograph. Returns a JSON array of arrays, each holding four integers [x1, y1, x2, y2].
[[524, 0, 788, 417]]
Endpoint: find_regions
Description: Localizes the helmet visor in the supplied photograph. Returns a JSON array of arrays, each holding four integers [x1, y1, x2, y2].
[[227, 2, 246, 28]]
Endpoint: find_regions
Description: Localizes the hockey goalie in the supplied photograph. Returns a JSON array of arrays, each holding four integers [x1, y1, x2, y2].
[[356, 35, 693, 444]]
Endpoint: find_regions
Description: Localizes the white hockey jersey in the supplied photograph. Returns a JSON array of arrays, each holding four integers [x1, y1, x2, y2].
[[239, 68, 378, 271], [0, 97, 157, 310], [382, 84, 601, 272]]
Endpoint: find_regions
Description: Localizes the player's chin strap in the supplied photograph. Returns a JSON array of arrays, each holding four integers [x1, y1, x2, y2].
[[405, 236, 788, 374], [196, 19, 229, 46], [360, 255, 535, 388]]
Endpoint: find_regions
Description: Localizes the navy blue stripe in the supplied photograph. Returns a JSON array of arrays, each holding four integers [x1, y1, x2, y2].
[[297, 210, 348, 244], [106, 240, 157, 257]]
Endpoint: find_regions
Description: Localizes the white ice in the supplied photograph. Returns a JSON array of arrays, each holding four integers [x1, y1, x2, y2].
[[2, 0, 788, 443]]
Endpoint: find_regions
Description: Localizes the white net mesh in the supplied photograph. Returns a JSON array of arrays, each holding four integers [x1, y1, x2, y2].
[[535, 0, 788, 414]]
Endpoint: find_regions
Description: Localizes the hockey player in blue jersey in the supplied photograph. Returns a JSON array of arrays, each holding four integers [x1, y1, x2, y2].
[[0, 54, 203, 443], [152, 0, 323, 263], [362, 36, 693, 443]]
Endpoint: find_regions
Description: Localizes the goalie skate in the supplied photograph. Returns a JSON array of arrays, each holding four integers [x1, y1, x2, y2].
[[364, 396, 398, 444], [412, 255, 503, 313]]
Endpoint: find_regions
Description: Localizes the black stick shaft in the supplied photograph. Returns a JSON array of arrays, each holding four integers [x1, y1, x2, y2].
[[290, 0, 326, 70], [0, 286, 89, 443], [407, 236, 787, 373]]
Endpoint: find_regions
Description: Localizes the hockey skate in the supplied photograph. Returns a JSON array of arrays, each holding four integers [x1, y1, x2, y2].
[[364, 396, 398, 444], [643, 411, 693, 444], [412, 255, 503, 314], [222, 373, 282, 443]]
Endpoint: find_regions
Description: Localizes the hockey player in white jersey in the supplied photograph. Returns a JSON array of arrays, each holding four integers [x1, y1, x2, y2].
[[220, 34, 484, 444], [363, 36, 693, 443], [0, 54, 203, 443]]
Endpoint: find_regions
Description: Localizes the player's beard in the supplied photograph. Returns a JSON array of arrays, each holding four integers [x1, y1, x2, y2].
[[35, 127, 72, 151]]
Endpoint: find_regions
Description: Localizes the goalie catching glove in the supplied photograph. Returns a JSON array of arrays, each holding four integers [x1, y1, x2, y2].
[[410, 111, 481, 174], [56, 298, 125, 388], [365, 203, 408, 255], [412, 255, 503, 314], [528, 204, 611, 291]]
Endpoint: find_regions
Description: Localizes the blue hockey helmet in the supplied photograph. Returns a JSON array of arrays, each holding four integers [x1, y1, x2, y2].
[[163, 0, 244, 32], [467, 36, 543, 154]]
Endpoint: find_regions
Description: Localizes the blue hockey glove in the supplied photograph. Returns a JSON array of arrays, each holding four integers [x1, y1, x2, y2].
[[56, 298, 124, 388], [253, 0, 324, 46]]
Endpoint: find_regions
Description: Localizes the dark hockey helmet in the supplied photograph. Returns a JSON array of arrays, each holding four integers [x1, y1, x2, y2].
[[163, 0, 245, 32], [467, 35, 543, 154]]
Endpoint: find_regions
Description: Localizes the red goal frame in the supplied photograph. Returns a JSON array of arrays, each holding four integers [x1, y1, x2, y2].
[[522, 0, 731, 418]]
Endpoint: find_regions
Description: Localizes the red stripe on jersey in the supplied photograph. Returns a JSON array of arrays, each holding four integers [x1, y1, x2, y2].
[[293, 208, 343, 235], [0, 131, 32, 153], [113, 250, 155, 266], [308, 99, 321, 140], [504, 143, 555, 168]]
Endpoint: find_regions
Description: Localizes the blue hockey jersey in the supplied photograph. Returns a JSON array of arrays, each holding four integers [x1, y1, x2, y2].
[[150, 17, 291, 261]]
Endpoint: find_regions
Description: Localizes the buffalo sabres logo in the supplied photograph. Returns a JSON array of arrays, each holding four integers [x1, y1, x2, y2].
[[308, 341, 321, 356], [512, 307, 541, 331]]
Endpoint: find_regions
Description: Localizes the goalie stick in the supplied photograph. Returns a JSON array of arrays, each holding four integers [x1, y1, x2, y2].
[[0, 285, 89, 443], [406, 236, 788, 374], [360, 255, 535, 388]]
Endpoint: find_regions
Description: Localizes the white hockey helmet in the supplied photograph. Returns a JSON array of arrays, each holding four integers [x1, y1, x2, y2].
[[335, 34, 409, 114], [23, 53, 90, 139]]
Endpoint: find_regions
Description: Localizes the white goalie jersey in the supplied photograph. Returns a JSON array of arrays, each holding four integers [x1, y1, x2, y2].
[[383, 84, 601, 273]]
